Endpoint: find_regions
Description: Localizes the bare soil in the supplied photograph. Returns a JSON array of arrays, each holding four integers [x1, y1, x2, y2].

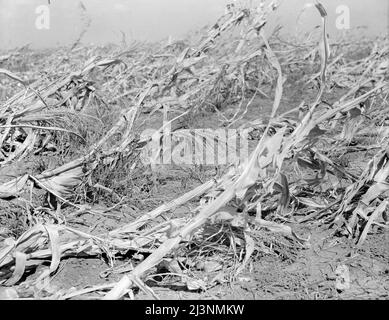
[[9, 85, 386, 300]]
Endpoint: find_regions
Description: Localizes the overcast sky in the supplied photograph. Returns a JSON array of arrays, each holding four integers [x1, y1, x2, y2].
[[0, 0, 387, 49]]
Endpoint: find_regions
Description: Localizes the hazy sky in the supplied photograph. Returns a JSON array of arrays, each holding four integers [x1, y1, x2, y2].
[[0, 0, 387, 49]]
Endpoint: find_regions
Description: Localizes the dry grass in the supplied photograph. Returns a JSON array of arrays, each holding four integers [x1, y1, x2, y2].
[[0, 1, 388, 299]]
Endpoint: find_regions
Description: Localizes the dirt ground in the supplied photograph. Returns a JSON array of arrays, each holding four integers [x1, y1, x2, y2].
[[41, 222, 388, 300], [0, 29, 388, 299], [7, 84, 386, 300]]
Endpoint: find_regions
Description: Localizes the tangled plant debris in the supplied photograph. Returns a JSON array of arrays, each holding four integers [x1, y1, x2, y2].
[[0, 1, 388, 300]]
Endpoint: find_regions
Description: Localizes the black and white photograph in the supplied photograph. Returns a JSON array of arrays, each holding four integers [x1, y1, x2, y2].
[[0, 0, 388, 304]]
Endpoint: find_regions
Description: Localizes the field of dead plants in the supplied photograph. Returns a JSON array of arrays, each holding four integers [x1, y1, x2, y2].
[[0, 2, 388, 300]]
